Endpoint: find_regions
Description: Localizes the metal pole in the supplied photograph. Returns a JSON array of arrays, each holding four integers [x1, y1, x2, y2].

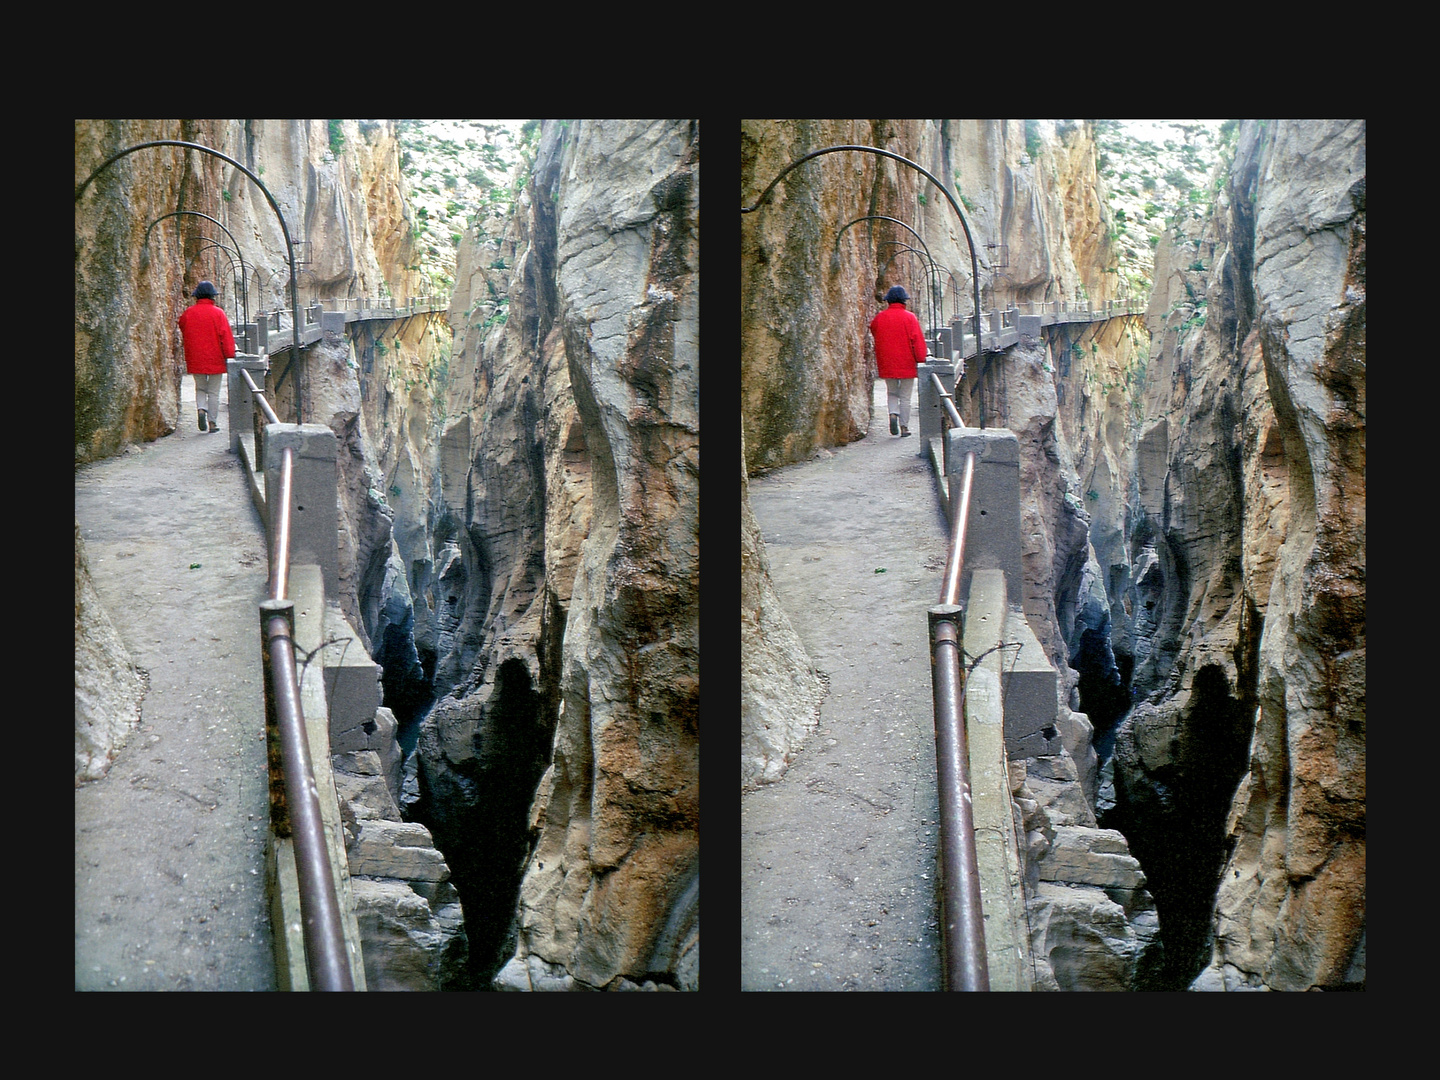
[[261, 598, 355, 992], [928, 604, 989, 991], [942, 452, 976, 607]]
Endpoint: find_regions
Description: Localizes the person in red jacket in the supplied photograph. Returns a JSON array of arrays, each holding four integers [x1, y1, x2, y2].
[[177, 281, 237, 434], [868, 285, 929, 437]]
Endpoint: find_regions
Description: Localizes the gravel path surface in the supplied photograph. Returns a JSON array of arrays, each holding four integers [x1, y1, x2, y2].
[[741, 382, 952, 991], [76, 379, 276, 991]]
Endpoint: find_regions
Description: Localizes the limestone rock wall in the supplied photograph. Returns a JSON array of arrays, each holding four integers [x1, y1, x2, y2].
[[398, 121, 699, 991], [75, 521, 146, 783], [914, 120, 1119, 318], [1072, 120, 1364, 991], [75, 119, 228, 464], [1190, 120, 1366, 991], [741, 120, 925, 474], [740, 423, 825, 788], [215, 120, 421, 314]]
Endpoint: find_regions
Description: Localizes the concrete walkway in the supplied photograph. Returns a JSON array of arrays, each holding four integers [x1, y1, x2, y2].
[[741, 381, 952, 991], [76, 378, 277, 991]]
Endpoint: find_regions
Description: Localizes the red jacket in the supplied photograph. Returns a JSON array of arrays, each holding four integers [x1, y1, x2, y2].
[[177, 298, 237, 375], [869, 302, 928, 379]]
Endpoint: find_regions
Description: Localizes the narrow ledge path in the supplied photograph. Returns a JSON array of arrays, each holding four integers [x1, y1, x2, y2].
[[741, 381, 951, 991], [76, 379, 276, 991]]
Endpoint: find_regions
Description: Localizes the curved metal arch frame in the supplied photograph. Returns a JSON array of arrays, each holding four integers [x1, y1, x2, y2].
[[741, 144, 983, 353], [189, 240, 248, 327], [77, 140, 306, 422], [143, 210, 251, 328], [875, 241, 945, 330]]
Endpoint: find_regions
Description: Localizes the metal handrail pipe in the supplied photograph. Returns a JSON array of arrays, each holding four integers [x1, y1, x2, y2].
[[942, 451, 975, 609], [928, 605, 990, 991], [262, 446, 354, 989], [269, 446, 294, 603], [931, 447, 988, 990], [240, 368, 281, 427], [932, 372, 964, 432], [262, 602, 355, 991]]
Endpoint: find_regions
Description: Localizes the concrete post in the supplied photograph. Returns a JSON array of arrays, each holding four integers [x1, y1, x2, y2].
[[264, 424, 339, 602], [227, 355, 270, 455], [918, 358, 956, 444], [943, 426, 1023, 604]]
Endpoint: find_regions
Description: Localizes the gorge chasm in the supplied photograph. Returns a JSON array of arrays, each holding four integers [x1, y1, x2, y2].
[[76, 119, 698, 991], [741, 119, 1364, 991]]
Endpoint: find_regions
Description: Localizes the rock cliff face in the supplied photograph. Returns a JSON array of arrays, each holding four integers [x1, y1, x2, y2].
[[216, 119, 421, 314], [75, 120, 228, 464], [387, 120, 700, 991], [741, 120, 924, 474], [74, 521, 145, 782], [1177, 120, 1366, 991]]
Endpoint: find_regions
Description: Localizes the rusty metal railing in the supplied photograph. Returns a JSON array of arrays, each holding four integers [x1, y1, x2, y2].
[[927, 376, 988, 991], [240, 368, 279, 473], [248, 368, 354, 991]]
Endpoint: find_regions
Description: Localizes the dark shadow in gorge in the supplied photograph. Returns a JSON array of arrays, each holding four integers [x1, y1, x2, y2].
[[414, 657, 555, 987], [1099, 660, 1256, 990]]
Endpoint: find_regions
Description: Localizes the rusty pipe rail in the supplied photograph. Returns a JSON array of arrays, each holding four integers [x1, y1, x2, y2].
[[240, 367, 279, 478], [258, 414, 353, 990], [928, 429, 987, 989], [930, 370, 964, 497]]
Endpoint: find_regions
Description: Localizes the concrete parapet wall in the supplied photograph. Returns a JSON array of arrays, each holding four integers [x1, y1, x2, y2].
[[998, 612, 1060, 759], [322, 604, 382, 752], [961, 569, 1032, 990], [226, 355, 269, 456], [918, 359, 956, 444]]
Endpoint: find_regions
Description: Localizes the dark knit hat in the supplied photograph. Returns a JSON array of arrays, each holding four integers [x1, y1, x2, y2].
[[193, 281, 218, 299], [884, 285, 909, 303]]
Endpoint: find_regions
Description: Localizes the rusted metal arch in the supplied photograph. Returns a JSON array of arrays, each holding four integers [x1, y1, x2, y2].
[[741, 144, 983, 355], [142, 209, 251, 327], [76, 139, 306, 423], [188, 241, 248, 328], [840, 216, 947, 327], [834, 213, 933, 263], [875, 244, 939, 330], [875, 242, 945, 330]]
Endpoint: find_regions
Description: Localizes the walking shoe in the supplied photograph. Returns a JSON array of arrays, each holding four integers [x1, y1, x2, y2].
[[890, 413, 900, 436], [900, 426, 912, 438], [208, 417, 220, 433], [198, 408, 207, 432]]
